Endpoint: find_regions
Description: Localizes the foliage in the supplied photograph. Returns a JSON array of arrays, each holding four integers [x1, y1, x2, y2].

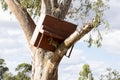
[[99, 68, 120, 80], [15, 63, 32, 73], [68, 0, 109, 47], [0, 0, 110, 48], [0, 58, 32, 80], [0, 0, 41, 18], [0, 58, 9, 80], [17, 0, 41, 17], [86, 0, 109, 48], [0, 0, 8, 11], [0, 58, 4, 64], [3, 72, 16, 80], [14, 63, 32, 80], [14, 72, 31, 80], [78, 64, 94, 80], [2, 58, 120, 80]]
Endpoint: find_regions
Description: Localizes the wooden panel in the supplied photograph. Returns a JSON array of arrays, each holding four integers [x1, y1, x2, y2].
[[30, 31, 63, 51], [38, 32, 63, 51], [30, 28, 42, 47], [42, 15, 77, 39], [43, 30, 64, 40]]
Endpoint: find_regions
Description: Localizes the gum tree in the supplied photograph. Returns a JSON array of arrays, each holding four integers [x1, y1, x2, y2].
[[1, 0, 109, 80], [100, 68, 120, 80]]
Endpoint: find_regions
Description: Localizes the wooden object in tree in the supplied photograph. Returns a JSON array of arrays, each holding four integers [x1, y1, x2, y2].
[[30, 14, 77, 51]]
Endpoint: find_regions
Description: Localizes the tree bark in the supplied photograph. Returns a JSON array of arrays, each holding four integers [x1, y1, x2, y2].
[[6, 0, 98, 80], [5, 0, 35, 42], [31, 1, 73, 80]]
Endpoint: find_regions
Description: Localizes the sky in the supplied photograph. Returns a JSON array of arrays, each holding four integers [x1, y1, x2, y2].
[[0, 0, 120, 80]]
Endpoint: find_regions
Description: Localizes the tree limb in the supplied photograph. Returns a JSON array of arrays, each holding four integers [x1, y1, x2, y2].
[[5, 0, 36, 42], [54, 0, 58, 7], [41, 0, 72, 19], [51, 15, 100, 64], [59, 0, 72, 19]]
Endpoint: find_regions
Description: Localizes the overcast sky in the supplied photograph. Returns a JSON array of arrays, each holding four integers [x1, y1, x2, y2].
[[0, 0, 120, 80]]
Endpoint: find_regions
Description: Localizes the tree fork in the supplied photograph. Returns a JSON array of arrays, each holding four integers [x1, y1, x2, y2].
[[5, 0, 100, 80]]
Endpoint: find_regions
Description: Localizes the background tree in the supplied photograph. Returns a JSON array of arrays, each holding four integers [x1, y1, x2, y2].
[[3, 62, 32, 80], [3, 72, 16, 80], [99, 68, 120, 80], [0, 58, 9, 80], [78, 64, 94, 80], [0, 0, 109, 80], [14, 63, 32, 80]]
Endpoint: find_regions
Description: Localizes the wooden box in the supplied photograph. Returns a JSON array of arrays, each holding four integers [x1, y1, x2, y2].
[[30, 14, 77, 51]]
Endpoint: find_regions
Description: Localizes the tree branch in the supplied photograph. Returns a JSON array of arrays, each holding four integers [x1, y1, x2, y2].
[[41, 0, 71, 19], [51, 15, 100, 64], [5, 0, 36, 42], [54, 0, 58, 7], [59, 0, 72, 19]]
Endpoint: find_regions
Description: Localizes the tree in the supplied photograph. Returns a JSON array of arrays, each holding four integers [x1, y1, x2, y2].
[[0, 58, 31, 80], [0, 58, 9, 80], [3, 72, 16, 80], [15, 63, 32, 80], [99, 68, 120, 80], [1, 0, 109, 80], [3, 63, 32, 80], [78, 64, 94, 80]]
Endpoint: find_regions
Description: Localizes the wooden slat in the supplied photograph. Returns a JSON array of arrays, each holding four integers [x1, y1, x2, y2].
[[30, 27, 42, 47], [38, 32, 63, 51], [42, 15, 77, 39]]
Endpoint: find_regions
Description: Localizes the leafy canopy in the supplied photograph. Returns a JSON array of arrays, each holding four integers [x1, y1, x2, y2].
[[1, 0, 41, 17], [2, 61, 32, 80], [100, 68, 120, 80], [0, 0, 109, 47]]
